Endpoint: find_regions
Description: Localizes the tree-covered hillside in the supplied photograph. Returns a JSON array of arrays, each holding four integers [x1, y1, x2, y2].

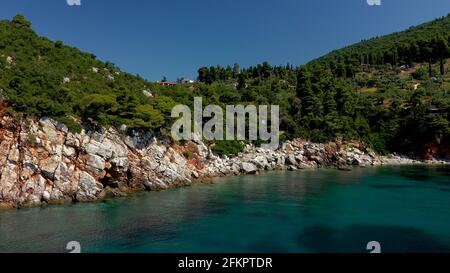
[[1, 14, 449, 158], [0, 15, 175, 133], [312, 15, 450, 76], [194, 15, 450, 158]]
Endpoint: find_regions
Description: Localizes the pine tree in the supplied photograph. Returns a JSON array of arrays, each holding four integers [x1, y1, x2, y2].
[[433, 36, 449, 75], [296, 67, 317, 116], [237, 74, 246, 90], [198, 67, 208, 82], [334, 79, 354, 116], [232, 63, 240, 78]]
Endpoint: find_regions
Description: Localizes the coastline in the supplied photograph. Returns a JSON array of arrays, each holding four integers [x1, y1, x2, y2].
[[1, 159, 447, 211], [0, 116, 448, 210]]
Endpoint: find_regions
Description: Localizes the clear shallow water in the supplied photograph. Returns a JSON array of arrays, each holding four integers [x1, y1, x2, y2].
[[1, 165, 450, 253]]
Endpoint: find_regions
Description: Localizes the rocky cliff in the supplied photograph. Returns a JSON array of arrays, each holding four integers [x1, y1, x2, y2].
[[0, 116, 427, 209]]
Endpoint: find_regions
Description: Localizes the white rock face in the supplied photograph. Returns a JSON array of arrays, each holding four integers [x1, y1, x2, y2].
[[286, 154, 297, 165], [0, 116, 194, 207], [77, 171, 102, 201], [143, 90, 153, 97], [240, 162, 258, 174], [86, 154, 105, 170], [6, 56, 13, 65]]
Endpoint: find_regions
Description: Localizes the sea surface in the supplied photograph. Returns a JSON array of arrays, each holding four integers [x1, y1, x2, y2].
[[1, 165, 450, 253]]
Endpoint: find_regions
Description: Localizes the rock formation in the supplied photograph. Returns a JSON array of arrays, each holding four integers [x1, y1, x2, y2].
[[0, 116, 437, 209]]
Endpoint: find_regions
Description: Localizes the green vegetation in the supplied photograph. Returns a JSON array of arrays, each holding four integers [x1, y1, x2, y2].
[[0, 15, 169, 133], [1, 14, 449, 157], [182, 150, 192, 159], [212, 141, 245, 157], [26, 132, 37, 145], [194, 15, 450, 156]]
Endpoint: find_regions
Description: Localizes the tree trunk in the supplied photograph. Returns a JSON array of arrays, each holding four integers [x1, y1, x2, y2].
[[440, 58, 445, 75]]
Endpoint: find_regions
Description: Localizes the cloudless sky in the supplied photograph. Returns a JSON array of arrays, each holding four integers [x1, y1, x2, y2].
[[1, 0, 449, 81]]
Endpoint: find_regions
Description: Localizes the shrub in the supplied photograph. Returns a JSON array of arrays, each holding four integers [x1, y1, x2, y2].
[[212, 141, 244, 157], [412, 67, 429, 81], [55, 116, 83, 134], [182, 150, 192, 159]]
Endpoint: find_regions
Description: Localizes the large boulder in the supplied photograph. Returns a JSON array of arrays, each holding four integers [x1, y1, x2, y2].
[[286, 154, 297, 166], [76, 172, 103, 201], [240, 162, 259, 174], [86, 154, 105, 170], [251, 156, 269, 169]]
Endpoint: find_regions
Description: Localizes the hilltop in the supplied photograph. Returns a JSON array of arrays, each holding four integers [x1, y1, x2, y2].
[[313, 14, 450, 69]]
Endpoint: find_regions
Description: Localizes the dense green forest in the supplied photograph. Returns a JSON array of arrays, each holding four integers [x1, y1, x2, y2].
[[1, 14, 449, 158], [0, 15, 175, 133], [195, 15, 450, 156]]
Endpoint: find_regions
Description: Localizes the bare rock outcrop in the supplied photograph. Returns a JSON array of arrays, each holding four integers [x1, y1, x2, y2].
[[0, 116, 434, 209], [0, 117, 200, 208]]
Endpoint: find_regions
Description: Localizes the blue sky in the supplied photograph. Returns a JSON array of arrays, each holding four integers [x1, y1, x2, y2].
[[1, 0, 449, 81]]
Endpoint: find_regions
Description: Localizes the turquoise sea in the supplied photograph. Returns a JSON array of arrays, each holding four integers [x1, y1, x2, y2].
[[1, 165, 450, 253]]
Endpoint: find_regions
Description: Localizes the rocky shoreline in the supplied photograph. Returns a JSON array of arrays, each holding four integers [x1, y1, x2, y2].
[[0, 117, 447, 209]]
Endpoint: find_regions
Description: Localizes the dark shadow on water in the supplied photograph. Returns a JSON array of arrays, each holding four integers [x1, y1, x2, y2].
[[297, 226, 338, 252], [297, 224, 450, 253], [399, 172, 431, 181], [370, 184, 413, 190], [250, 239, 291, 253], [393, 165, 450, 187], [436, 181, 450, 186], [394, 165, 446, 181]]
